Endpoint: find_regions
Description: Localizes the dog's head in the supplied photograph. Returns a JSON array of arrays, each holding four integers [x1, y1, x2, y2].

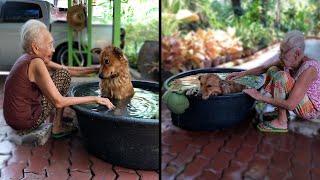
[[91, 46, 128, 79], [198, 74, 222, 99]]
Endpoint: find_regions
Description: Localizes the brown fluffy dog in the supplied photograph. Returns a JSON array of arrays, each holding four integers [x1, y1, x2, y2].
[[198, 74, 246, 99], [91, 46, 134, 100]]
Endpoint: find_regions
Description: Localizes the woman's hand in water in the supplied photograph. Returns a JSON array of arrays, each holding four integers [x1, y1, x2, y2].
[[226, 71, 245, 80], [95, 97, 116, 109]]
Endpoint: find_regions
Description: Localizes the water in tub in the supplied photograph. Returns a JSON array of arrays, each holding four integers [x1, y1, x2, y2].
[[75, 86, 159, 119], [168, 73, 265, 94]]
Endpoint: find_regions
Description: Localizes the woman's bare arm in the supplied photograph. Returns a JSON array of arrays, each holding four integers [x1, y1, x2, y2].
[[45, 61, 99, 76], [245, 53, 281, 76], [227, 53, 281, 80], [66, 65, 100, 76], [29, 59, 114, 109], [262, 67, 317, 110]]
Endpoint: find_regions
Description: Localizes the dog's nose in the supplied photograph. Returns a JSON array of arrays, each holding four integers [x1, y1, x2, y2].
[[98, 73, 104, 79]]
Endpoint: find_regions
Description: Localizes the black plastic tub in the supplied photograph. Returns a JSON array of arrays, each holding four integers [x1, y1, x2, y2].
[[69, 80, 159, 170], [164, 68, 256, 131]]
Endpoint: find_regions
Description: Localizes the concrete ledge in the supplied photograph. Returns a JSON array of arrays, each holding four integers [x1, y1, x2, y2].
[[289, 119, 320, 138], [8, 123, 52, 146]]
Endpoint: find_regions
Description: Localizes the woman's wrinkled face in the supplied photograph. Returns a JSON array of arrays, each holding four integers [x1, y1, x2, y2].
[[280, 45, 302, 70], [33, 29, 55, 62]]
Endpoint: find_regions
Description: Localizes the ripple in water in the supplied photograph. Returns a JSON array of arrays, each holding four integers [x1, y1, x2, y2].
[[127, 88, 159, 119], [74, 86, 159, 119]]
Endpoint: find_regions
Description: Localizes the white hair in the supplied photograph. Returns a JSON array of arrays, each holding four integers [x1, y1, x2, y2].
[[281, 30, 305, 52], [20, 19, 47, 53]]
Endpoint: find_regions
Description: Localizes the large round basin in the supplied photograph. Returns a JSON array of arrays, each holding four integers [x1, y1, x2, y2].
[[164, 68, 257, 131], [69, 80, 159, 170]]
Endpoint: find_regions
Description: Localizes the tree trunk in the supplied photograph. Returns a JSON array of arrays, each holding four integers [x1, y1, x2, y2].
[[231, 0, 244, 16], [275, 0, 281, 29], [260, 0, 268, 27]]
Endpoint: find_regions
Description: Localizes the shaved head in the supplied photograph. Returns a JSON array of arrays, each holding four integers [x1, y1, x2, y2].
[[280, 30, 305, 52], [20, 19, 48, 53]]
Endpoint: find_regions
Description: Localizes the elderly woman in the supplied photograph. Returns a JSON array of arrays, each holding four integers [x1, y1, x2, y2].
[[227, 30, 320, 133], [3, 19, 115, 138]]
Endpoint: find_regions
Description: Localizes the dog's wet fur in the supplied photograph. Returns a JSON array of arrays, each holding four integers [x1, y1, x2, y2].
[[198, 74, 246, 99], [91, 46, 134, 100]]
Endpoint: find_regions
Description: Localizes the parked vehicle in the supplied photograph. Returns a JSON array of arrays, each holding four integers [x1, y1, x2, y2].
[[0, 0, 114, 70]]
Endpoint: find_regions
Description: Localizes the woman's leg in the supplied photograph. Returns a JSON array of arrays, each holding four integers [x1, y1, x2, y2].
[[270, 108, 288, 129], [18, 69, 72, 135], [40, 69, 72, 134], [264, 66, 280, 91], [293, 95, 318, 120], [52, 108, 66, 134], [262, 67, 295, 129]]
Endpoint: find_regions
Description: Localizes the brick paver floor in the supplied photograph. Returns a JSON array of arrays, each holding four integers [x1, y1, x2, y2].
[[161, 103, 320, 180], [0, 76, 159, 180]]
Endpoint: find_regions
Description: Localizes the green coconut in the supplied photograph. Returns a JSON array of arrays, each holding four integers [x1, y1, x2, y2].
[[162, 91, 189, 114]]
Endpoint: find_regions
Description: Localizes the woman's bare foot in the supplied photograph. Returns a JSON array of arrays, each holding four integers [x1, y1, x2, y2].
[[268, 118, 288, 129], [52, 108, 77, 135], [267, 107, 288, 129]]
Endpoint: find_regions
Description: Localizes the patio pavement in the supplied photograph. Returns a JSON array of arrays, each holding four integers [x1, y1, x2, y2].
[[161, 103, 320, 180], [0, 76, 159, 180], [160, 38, 320, 179]]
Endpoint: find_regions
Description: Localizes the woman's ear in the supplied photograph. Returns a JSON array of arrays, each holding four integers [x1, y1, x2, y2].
[[294, 48, 303, 60], [31, 42, 39, 55], [91, 48, 102, 55]]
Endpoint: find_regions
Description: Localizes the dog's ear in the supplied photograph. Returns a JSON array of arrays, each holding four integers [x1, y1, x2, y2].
[[91, 48, 102, 55], [112, 46, 124, 59]]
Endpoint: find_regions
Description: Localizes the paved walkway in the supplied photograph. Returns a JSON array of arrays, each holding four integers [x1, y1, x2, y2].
[[0, 76, 159, 180], [217, 38, 320, 70], [161, 104, 320, 180]]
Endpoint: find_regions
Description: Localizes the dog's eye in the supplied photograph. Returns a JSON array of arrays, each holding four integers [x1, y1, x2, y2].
[[207, 85, 212, 88], [104, 58, 109, 64]]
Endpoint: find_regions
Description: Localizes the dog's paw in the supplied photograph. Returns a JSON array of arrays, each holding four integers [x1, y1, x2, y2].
[[186, 87, 200, 96]]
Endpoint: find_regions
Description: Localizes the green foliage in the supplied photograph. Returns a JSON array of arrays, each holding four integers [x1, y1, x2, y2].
[[161, 0, 189, 36], [209, 0, 234, 28], [162, 0, 320, 52], [161, 0, 215, 35], [161, 14, 180, 36], [92, 0, 159, 68], [280, 2, 315, 34], [124, 19, 159, 68], [93, 1, 135, 25], [229, 0, 276, 49], [235, 21, 273, 50], [162, 0, 183, 14]]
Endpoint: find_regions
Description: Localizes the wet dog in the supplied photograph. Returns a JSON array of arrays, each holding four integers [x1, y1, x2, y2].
[[91, 46, 134, 100], [198, 74, 246, 99]]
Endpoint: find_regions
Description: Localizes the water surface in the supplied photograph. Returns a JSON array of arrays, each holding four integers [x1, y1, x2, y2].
[[168, 72, 265, 93], [74, 85, 159, 119]]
